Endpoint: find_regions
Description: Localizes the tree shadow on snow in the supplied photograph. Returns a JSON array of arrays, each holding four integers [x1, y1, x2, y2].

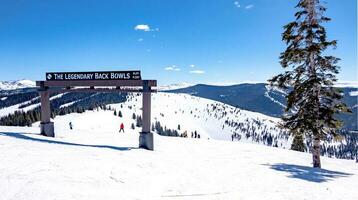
[[0, 132, 137, 151], [263, 163, 352, 183]]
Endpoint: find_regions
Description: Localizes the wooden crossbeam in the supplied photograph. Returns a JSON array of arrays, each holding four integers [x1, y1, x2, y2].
[[36, 80, 157, 87], [46, 88, 157, 93]]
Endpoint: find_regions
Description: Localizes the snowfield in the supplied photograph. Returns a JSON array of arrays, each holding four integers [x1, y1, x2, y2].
[[108, 93, 290, 148], [0, 109, 358, 200]]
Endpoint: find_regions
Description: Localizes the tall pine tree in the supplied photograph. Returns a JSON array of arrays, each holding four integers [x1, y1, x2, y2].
[[269, 0, 350, 168]]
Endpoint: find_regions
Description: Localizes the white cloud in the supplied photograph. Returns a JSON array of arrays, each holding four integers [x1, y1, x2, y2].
[[190, 70, 205, 74], [189, 64, 195, 68], [138, 38, 144, 42], [134, 24, 159, 32], [235, 2, 254, 10], [245, 4, 254, 9], [234, 1, 241, 8], [134, 24, 150, 32], [164, 65, 181, 71]]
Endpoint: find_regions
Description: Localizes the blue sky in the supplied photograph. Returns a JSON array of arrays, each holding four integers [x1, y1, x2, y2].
[[0, 0, 356, 85]]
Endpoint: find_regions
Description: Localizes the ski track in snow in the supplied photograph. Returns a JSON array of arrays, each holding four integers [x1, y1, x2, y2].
[[0, 93, 66, 117], [59, 93, 99, 108], [0, 97, 40, 118], [264, 85, 286, 108]]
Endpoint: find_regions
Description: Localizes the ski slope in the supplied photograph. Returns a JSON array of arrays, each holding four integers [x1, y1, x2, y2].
[[0, 91, 353, 157], [0, 93, 66, 118], [0, 119, 357, 200], [109, 93, 290, 148]]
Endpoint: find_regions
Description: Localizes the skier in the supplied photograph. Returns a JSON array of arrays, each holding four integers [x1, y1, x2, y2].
[[69, 122, 73, 130], [182, 131, 188, 138], [119, 122, 125, 133]]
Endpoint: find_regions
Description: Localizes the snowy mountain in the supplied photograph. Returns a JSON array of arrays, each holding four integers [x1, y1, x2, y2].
[[0, 79, 36, 90], [335, 81, 358, 88], [157, 82, 194, 91], [168, 83, 358, 131], [0, 90, 289, 147], [0, 88, 356, 159]]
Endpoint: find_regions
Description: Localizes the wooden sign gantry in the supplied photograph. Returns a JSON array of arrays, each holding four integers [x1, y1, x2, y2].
[[36, 71, 157, 150]]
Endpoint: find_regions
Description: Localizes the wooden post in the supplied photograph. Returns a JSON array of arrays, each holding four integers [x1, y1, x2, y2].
[[39, 88, 54, 137], [139, 80, 154, 150]]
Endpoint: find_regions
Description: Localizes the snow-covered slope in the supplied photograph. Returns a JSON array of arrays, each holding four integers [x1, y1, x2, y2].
[[335, 81, 358, 88], [0, 80, 35, 90], [0, 91, 354, 152], [1, 91, 357, 199], [0, 122, 357, 200], [108, 93, 290, 148], [350, 91, 358, 96], [0, 93, 65, 117]]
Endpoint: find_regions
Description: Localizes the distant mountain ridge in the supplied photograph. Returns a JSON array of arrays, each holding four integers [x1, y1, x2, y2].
[[1, 80, 356, 131], [0, 80, 36, 90], [167, 83, 358, 131], [157, 83, 194, 91]]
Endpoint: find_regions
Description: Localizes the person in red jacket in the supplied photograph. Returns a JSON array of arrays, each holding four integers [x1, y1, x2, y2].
[[119, 123, 125, 133]]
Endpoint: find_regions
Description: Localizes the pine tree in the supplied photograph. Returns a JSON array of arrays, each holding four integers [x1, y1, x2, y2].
[[291, 134, 306, 152], [114, 110, 117, 116], [269, 0, 350, 168], [118, 110, 123, 118], [136, 115, 142, 127]]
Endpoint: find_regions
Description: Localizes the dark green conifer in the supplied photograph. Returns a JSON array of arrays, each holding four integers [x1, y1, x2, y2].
[[291, 134, 306, 152], [269, 0, 350, 168]]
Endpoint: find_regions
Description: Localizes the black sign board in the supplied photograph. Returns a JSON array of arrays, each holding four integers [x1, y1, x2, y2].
[[46, 71, 141, 81]]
